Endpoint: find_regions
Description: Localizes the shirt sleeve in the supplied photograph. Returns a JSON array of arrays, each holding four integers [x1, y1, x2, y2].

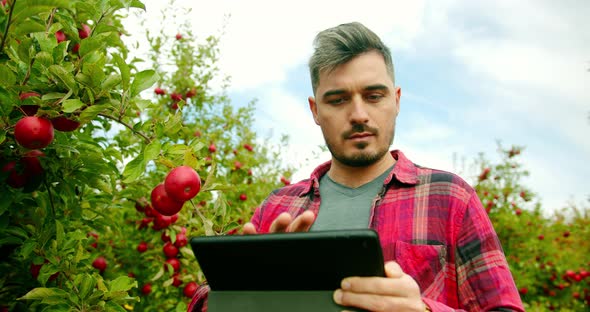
[[452, 192, 524, 311], [187, 284, 210, 312]]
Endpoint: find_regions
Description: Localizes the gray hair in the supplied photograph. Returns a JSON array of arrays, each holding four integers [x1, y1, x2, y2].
[[308, 22, 395, 95]]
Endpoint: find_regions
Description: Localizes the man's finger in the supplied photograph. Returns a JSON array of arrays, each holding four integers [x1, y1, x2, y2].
[[384, 261, 404, 278], [241, 222, 257, 235], [286, 211, 315, 232], [269, 212, 293, 232]]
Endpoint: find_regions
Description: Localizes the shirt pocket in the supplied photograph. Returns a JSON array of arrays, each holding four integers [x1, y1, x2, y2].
[[393, 241, 446, 292]]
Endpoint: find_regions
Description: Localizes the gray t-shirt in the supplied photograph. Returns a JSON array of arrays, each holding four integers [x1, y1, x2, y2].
[[310, 165, 394, 231]]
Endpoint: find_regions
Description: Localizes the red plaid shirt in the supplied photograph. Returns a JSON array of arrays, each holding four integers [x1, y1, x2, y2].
[[189, 150, 524, 311]]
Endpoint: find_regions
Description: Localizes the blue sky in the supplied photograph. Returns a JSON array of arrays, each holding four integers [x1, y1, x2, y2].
[[128, 0, 590, 215]]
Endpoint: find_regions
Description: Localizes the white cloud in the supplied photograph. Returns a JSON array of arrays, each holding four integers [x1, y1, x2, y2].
[[126, 0, 590, 214]]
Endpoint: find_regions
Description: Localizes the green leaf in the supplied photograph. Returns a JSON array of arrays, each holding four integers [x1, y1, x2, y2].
[[79, 104, 110, 124], [144, 140, 161, 162], [41, 92, 67, 100], [129, 0, 146, 10], [101, 74, 121, 91], [122, 154, 145, 183], [62, 99, 85, 113], [35, 51, 54, 68], [109, 276, 137, 293], [104, 301, 127, 312], [49, 65, 78, 92], [168, 144, 189, 155], [163, 113, 183, 136], [0, 130, 6, 146], [11, 1, 72, 24], [79, 33, 109, 57], [176, 301, 188, 312], [112, 54, 130, 91], [78, 273, 97, 300], [19, 287, 69, 301], [183, 149, 198, 168], [0, 65, 16, 87], [0, 236, 23, 247], [55, 220, 64, 245], [13, 20, 46, 36], [130, 70, 159, 98]]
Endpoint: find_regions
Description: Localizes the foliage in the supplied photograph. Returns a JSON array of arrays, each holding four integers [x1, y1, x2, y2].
[[0, 0, 293, 311], [473, 144, 590, 311]]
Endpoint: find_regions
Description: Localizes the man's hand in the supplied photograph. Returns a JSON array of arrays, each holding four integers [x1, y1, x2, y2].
[[333, 261, 426, 312], [242, 211, 315, 234]]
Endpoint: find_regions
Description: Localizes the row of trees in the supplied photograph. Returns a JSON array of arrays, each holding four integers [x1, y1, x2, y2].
[[0, 0, 588, 311]]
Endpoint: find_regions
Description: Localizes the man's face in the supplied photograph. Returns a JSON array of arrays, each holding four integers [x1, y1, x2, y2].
[[309, 51, 401, 167]]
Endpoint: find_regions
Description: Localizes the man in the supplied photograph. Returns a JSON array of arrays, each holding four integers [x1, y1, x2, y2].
[[190, 22, 524, 311]]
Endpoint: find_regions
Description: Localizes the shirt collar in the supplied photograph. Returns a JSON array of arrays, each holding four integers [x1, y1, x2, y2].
[[301, 150, 420, 196]]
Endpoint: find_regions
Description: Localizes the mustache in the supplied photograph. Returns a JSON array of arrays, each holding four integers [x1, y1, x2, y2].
[[342, 124, 378, 139]]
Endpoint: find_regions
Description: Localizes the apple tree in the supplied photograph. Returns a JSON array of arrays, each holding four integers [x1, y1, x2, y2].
[[0, 0, 294, 311], [473, 144, 590, 311]]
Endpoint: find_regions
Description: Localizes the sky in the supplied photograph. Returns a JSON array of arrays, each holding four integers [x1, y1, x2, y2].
[[124, 0, 590, 215]]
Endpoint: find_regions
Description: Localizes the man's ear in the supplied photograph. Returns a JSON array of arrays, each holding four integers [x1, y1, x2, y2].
[[308, 96, 320, 125]]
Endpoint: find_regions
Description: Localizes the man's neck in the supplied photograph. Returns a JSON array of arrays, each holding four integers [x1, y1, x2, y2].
[[327, 152, 396, 188]]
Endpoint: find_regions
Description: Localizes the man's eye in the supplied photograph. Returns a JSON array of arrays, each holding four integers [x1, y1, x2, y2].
[[328, 98, 345, 105], [366, 94, 384, 101]]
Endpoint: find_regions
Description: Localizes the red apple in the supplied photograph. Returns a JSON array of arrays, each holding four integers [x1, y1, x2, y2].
[[208, 143, 216, 153], [161, 231, 171, 242], [72, 43, 80, 54], [51, 116, 80, 132], [175, 33, 182, 40], [172, 273, 183, 287], [144, 204, 156, 217], [14, 116, 54, 149], [141, 283, 152, 295], [3, 161, 27, 188], [164, 166, 201, 202], [163, 242, 179, 258], [152, 212, 174, 230], [92, 256, 107, 272], [20, 105, 39, 116], [243, 144, 253, 152], [183, 281, 198, 298], [174, 232, 188, 248], [165, 258, 180, 273], [137, 242, 148, 253], [19, 91, 40, 101], [154, 87, 166, 95], [194, 130, 201, 137], [239, 193, 247, 201], [139, 217, 152, 229], [78, 24, 91, 39], [234, 161, 242, 170], [170, 93, 183, 102], [185, 88, 197, 98], [151, 183, 184, 216], [55, 31, 66, 43]]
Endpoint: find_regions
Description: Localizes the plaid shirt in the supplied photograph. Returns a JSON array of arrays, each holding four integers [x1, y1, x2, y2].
[[189, 150, 524, 312]]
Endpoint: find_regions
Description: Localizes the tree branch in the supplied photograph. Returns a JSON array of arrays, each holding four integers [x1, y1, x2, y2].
[[98, 113, 151, 143], [0, 0, 17, 53]]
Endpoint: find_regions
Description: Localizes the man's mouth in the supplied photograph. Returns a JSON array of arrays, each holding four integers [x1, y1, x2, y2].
[[348, 132, 374, 139]]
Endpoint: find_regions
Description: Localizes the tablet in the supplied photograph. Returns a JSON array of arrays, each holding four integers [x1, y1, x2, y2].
[[190, 229, 384, 291]]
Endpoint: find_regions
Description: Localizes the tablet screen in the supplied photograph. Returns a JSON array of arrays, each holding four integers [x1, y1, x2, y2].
[[190, 229, 384, 291]]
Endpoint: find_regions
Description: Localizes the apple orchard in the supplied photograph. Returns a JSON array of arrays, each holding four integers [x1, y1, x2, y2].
[[0, 1, 588, 311]]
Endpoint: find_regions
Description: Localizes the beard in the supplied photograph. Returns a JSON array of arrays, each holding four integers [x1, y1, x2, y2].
[[324, 123, 395, 167]]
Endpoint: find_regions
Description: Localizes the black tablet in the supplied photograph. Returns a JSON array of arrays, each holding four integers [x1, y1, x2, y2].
[[189, 229, 385, 291]]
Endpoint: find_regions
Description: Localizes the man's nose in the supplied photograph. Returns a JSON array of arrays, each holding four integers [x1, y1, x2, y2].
[[349, 96, 369, 124]]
